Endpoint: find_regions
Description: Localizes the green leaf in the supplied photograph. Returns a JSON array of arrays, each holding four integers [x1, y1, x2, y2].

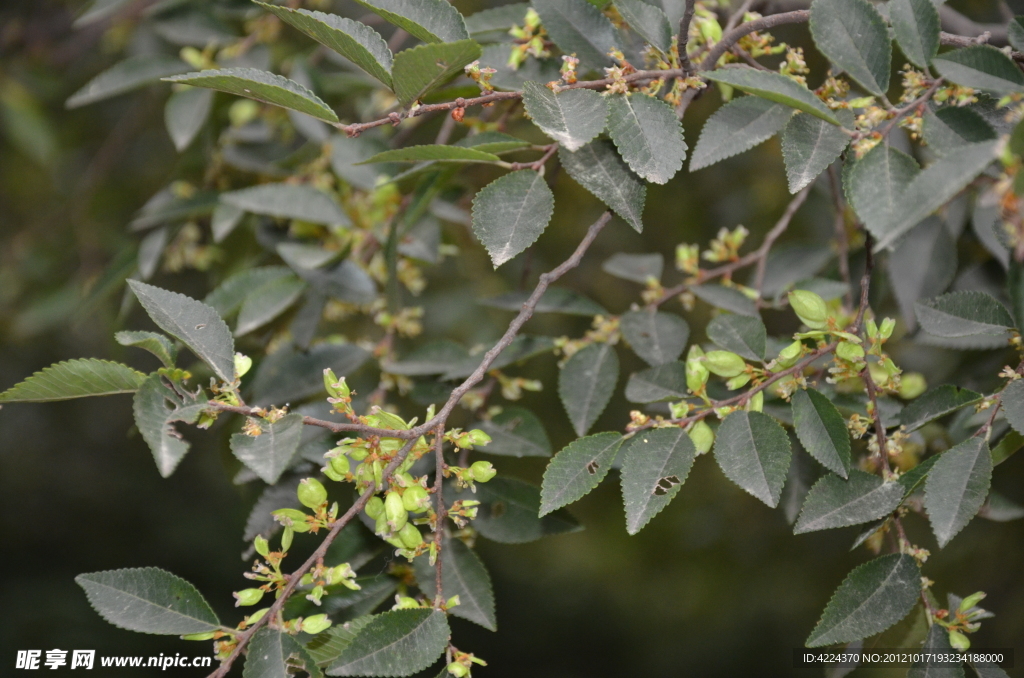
[[164, 68, 339, 123], [933, 45, 1024, 95], [413, 536, 496, 631], [781, 111, 851, 193], [624, 362, 688, 403], [307, 617, 374, 666], [805, 554, 921, 647], [455, 131, 533, 154], [442, 334, 554, 380], [452, 476, 582, 543], [245, 627, 323, 678], [540, 432, 623, 515], [690, 96, 793, 171], [619, 309, 689, 366], [792, 388, 852, 478], [706, 315, 767, 362], [914, 291, 1014, 338], [602, 252, 662, 283], [889, 0, 940, 68], [621, 427, 697, 534], [480, 287, 607, 316], [115, 331, 177, 368], [1010, 16, 1024, 52], [211, 203, 244, 243], [133, 374, 206, 477], [908, 623, 965, 677], [809, 0, 891, 95], [230, 413, 304, 485], [66, 55, 190, 108], [391, 40, 481, 106], [236, 275, 307, 336], [923, 107, 996, 157], [127, 280, 236, 382], [980, 489, 1024, 521], [360, 145, 500, 164], [1001, 378, 1024, 437], [606, 93, 687, 184], [614, 0, 672, 53], [471, 170, 555, 267], [533, 0, 617, 69], [713, 411, 792, 507], [352, 0, 469, 44], [1009, 260, 1024, 329], [794, 471, 904, 534], [382, 340, 468, 376], [473, 407, 552, 458], [164, 87, 213, 152], [465, 4, 530, 41], [872, 141, 998, 250], [0, 358, 146, 403], [559, 140, 646, 232], [924, 437, 992, 547], [990, 428, 1024, 466], [898, 454, 940, 496], [75, 567, 219, 635], [689, 284, 758, 316], [845, 143, 920, 239], [887, 217, 957, 330], [257, 4, 393, 87], [559, 342, 619, 436], [898, 385, 983, 432], [204, 267, 293, 317], [222, 183, 349, 227], [521, 81, 608, 152], [326, 609, 449, 677], [704, 68, 840, 125]]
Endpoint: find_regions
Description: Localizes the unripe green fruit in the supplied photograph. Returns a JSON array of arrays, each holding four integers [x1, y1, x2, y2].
[[348, 448, 369, 462], [375, 514, 389, 537], [836, 341, 865, 362], [398, 522, 424, 549], [272, 508, 309, 532], [394, 472, 416, 488], [364, 496, 385, 520], [788, 290, 828, 329], [395, 595, 419, 609], [301, 614, 331, 635], [233, 588, 263, 607], [899, 372, 927, 399], [385, 491, 408, 532], [448, 663, 469, 678], [725, 373, 750, 390], [689, 420, 714, 455], [959, 591, 986, 612], [776, 340, 803, 368], [253, 535, 269, 557], [469, 460, 497, 483], [878, 317, 895, 340], [297, 478, 327, 509], [746, 390, 763, 412], [686, 345, 709, 392], [948, 630, 970, 651], [466, 429, 492, 447], [704, 351, 747, 378], [868, 361, 889, 388], [328, 454, 350, 477], [403, 485, 430, 512], [234, 353, 252, 378]]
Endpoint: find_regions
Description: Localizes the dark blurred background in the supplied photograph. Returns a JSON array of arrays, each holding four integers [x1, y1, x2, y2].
[[1, 0, 1022, 676]]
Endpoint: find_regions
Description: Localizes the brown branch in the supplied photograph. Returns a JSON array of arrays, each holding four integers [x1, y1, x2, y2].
[[432, 426, 446, 608], [699, 10, 809, 71], [508, 143, 559, 171], [679, 0, 698, 75], [752, 184, 811, 303]]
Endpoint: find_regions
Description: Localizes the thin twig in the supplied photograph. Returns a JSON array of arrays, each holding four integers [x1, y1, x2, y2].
[[678, 0, 698, 75], [752, 185, 812, 304], [432, 425, 446, 607], [826, 165, 854, 311]]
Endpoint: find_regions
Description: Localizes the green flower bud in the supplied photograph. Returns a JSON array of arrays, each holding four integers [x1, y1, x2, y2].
[[297, 478, 328, 509], [689, 420, 714, 455], [328, 454, 351, 477], [746, 390, 763, 412], [364, 495, 385, 520], [958, 591, 986, 612], [776, 340, 803, 369], [398, 523, 424, 549], [348, 447, 369, 462], [788, 290, 829, 330], [899, 372, 927, 400], [685, 345, 709, 392], [836, 341, 865, 362], [323, 368, 342, 398], [301, 614, 332, 635], [385, 491, 408, 532], [879, 317, 895, 340], [704, 351, 747, 378], [272, 508, 309, 532], [448, 663, 470, 678], [469, 460, 497, 483], [446, 595, 461, 609], [395, 595, 419, 609], [234, 353, 252, 378], [253, 535, 269, 557], [466, 429, 492, 448], [375, 513, 390, 537], [403, 485, 430, 513], [725, 373, 751, 390], [280, 528, 294, 552], [233, 588, 264, 607], [948, 630, 970, 651]]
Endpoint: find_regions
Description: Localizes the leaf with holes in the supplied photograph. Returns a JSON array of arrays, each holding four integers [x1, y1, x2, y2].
[[899, 385, 983, 432], [391, 40, 481, 106], [326, 608, 449, 677], [352, 0, 469, 44], [257, 4, 393, 86], [619, 309, 689, 366], [706, 315, 767, 362], [127, 280, 236, 382], [559, 342, 619, 436], [845, 143, 919, 240], [781, 110, 851, 193], [473, 407, 552, 458], [360, 145, 501, 164], [621, 428, 697, 534], [75, 567, 219, 635], [792, 388, 852, 478], [809, 0, 891, 95], [794, 471, 905, 534], [533, 0, 617, 69], [625, 362, 688, 403], [0, 358, 146, 403], [245, 627, 322, 678], [115, 331, 177, 368], [66, 55, 190, 108], [889, 0, 940, 67], [690, 96, 793, 171], [413, 536, 496, 631], [471, 170, 555, 268], [521, 82, 608, 152], [540, 432, 623, 516], [915, 291, 1013, 338], [606, 93, 686, 184], [164, 68, 339, 123], [805, 554, 921, 647], [704, 68, 840, 125], [933, 45, 1024, 95], [230, 413, 304, 484], [559, 140, 646, 232], [222, 183, 349, 227], [614, 0, 672, 53], [133, 374, 207, 477], [924, 437, 992, 548], [714, 410, 792, 507]]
